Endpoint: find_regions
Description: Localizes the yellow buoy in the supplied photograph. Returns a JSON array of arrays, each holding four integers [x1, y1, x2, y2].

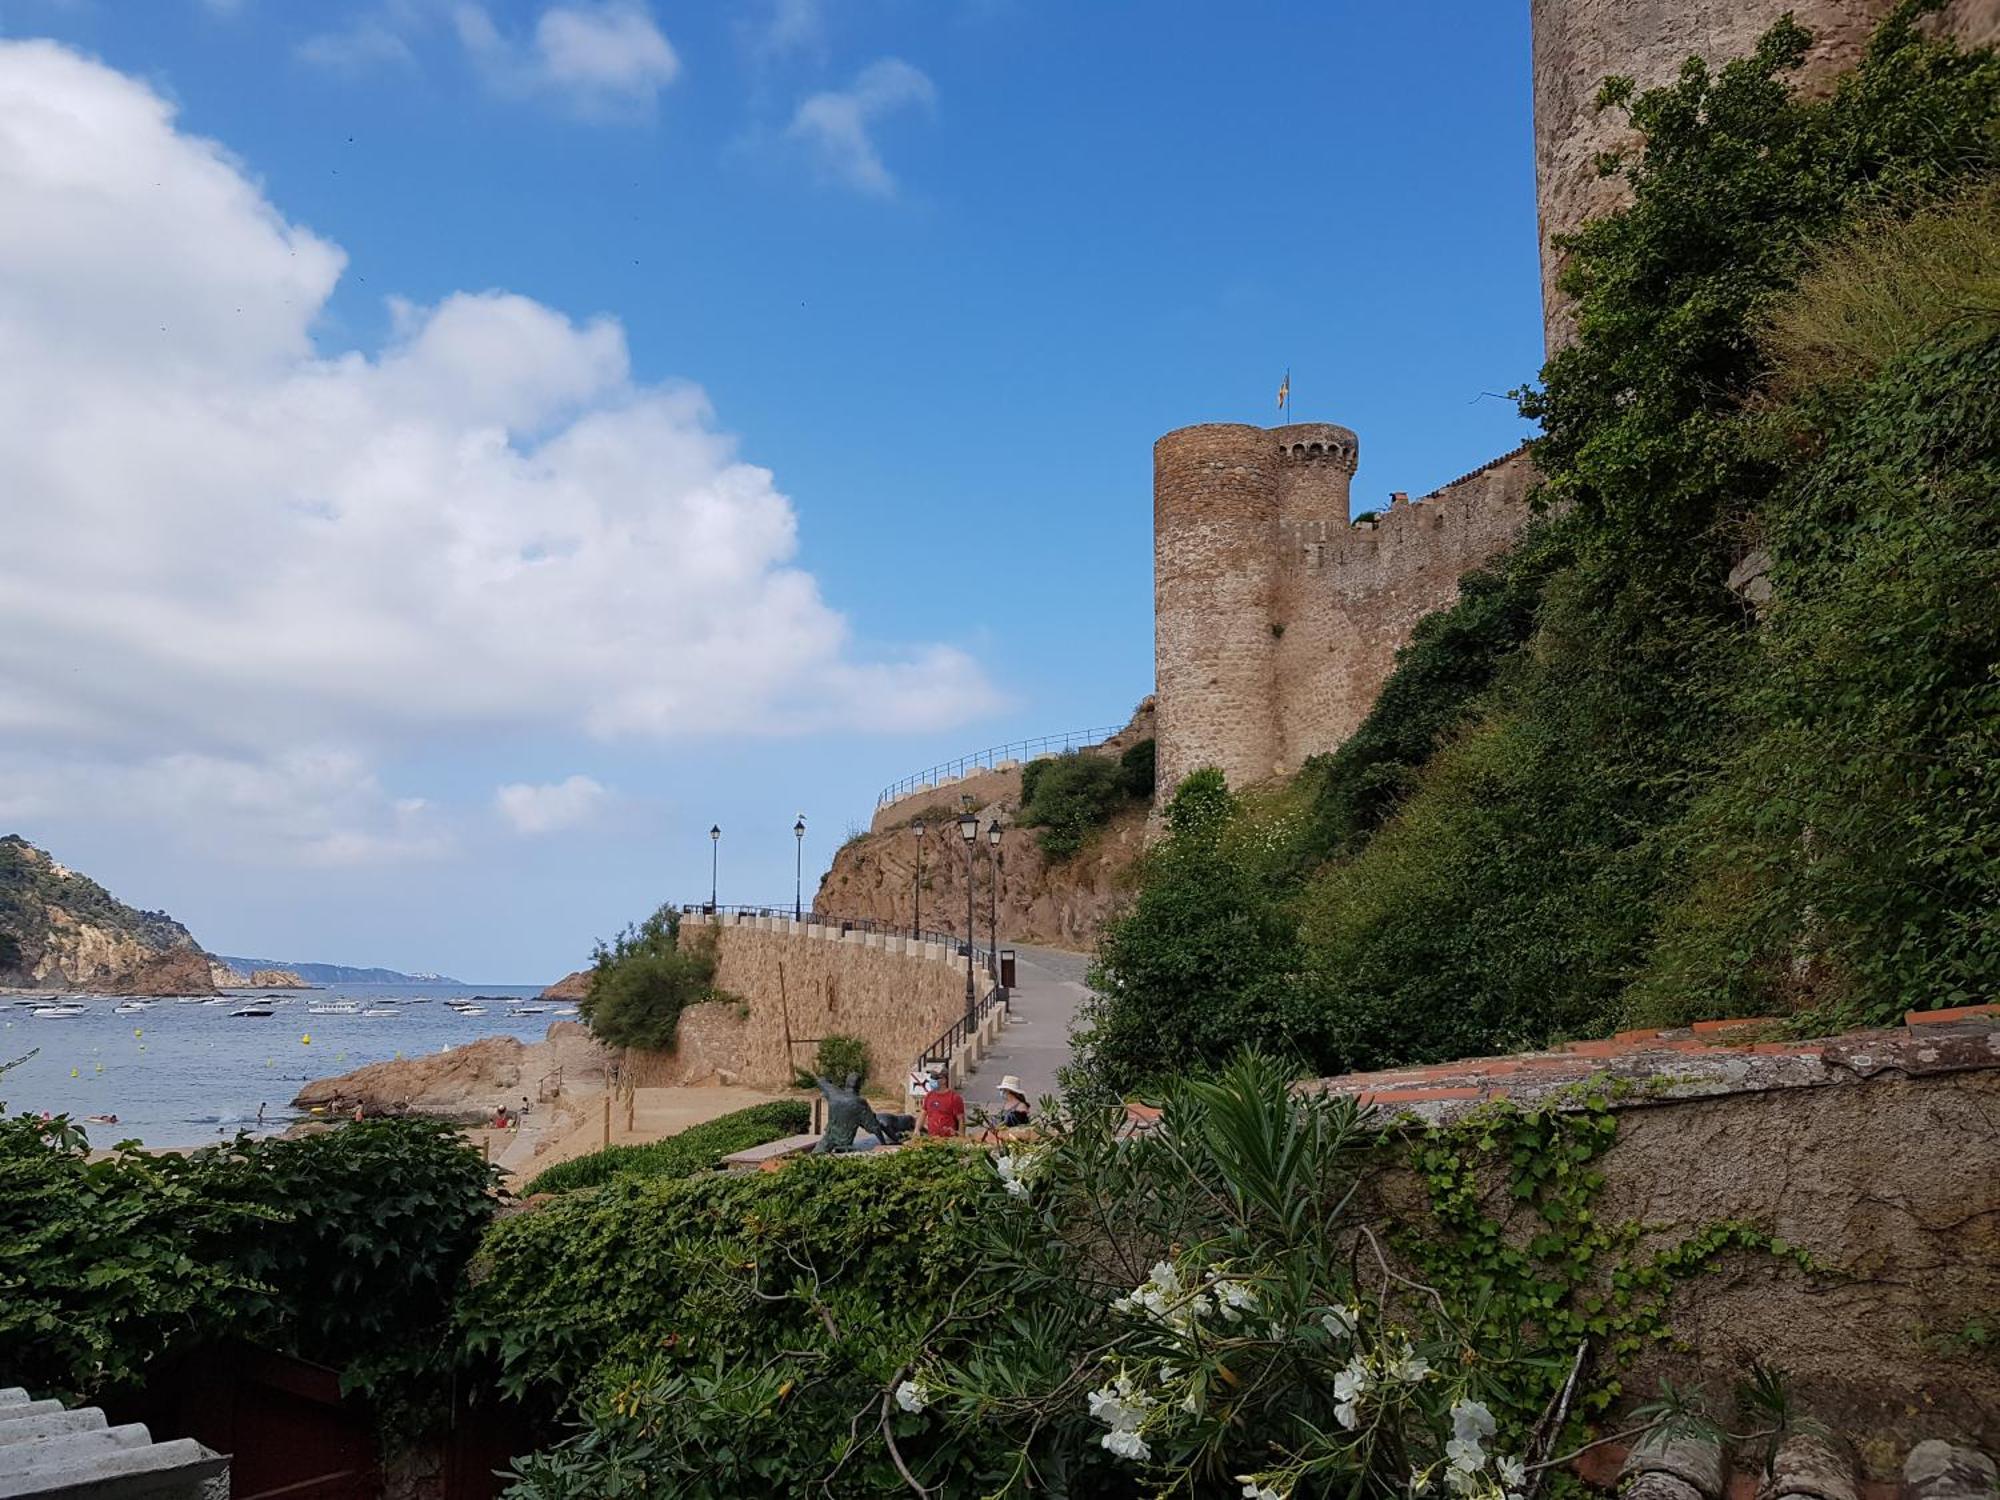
[[133, 1028, 143, 1038], [301, 1033, 312, 1045], [94, 1062, 103, 1074], [71, 1068, 79, 1078]]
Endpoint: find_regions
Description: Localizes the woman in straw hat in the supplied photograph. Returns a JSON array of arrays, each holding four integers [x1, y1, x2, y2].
[[996, 1075, 1031, 1128]]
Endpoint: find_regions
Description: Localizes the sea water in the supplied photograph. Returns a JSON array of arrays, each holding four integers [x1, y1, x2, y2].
[[0, 982, 557, 1147]]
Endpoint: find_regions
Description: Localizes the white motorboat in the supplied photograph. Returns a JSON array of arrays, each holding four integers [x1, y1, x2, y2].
[[31, 1005, 85, 1019], [452, 1006, 487, 1017], [551, 1006, 579, 1017], [510, 1004, 549, 1015], [176, 995, 209, 1004], [361, 1007, 398, 1017], [113, 1002, 150, 1015], [308, 1002, 361, 1015], [230, 1005, 275, 1018]]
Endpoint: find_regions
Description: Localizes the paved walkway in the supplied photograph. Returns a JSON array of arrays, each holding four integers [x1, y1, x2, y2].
[[965, 943, 1093, 1108]]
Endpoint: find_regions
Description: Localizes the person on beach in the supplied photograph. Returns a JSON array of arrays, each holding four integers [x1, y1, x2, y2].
[[920, 1066, 964, 1138], [493, 1105, 510, 1130], [256, 1102, 266, 1126], [996, 1075, 1031, 1128]]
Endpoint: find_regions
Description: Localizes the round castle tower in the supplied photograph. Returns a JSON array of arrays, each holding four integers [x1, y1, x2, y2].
[[1154, 421, 1357, 799]]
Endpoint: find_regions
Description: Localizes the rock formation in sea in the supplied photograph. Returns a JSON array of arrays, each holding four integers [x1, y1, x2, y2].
[[541, 969, 591, 1000]]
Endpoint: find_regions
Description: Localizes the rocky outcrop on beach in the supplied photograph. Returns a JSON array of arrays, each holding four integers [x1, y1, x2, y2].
[[292, 1021, 612, 1119], [541, 969, 591, 1000], [246, 968, 309, 988], [0, 834, 216, 994]]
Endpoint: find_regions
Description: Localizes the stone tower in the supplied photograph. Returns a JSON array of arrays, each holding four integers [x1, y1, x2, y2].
[[1532, 0, 2000, 349], [1153, 422, 1358, 797]]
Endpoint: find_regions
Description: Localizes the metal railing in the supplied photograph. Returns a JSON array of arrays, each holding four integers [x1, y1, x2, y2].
[[876, 725, 1125, 807], [913, 976, 1005, 1078]]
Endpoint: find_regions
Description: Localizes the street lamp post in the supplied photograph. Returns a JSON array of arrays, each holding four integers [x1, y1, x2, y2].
[[987, 818, 1002, 978], [958, 812, 978, 1032], [708, 824, 720, 912], [793, 815, 806, 922], [911, 820, 925, 939]]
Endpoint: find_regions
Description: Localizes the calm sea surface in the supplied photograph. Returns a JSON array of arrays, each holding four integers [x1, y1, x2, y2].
[[1, 982, 557, 1147]]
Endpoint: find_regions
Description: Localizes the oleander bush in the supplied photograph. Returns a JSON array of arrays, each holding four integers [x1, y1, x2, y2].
[[520, 1100, 809, 1196]]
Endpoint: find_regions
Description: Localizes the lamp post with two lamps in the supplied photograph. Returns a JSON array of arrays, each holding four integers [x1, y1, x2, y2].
[[708, 824, 720, 912], [911, 820, 925, 939], [987, 818, 1002, 976]]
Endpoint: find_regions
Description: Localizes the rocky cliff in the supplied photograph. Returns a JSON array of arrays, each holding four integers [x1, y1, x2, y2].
[[817, 782, 1147, 953], [0, 834, 216, 994]]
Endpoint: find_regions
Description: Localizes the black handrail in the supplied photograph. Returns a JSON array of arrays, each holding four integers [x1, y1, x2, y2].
[[913, 977, 1005, 1078]]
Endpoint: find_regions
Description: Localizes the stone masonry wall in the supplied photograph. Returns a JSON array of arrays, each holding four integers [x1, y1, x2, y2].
[[624, 914, 972, 1091], [1155, 421, 1534, 800], [1531, 0, 2000, 350]]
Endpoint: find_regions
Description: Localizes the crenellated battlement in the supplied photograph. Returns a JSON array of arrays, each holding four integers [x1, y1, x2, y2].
[[1154, 422, 1535, 797]]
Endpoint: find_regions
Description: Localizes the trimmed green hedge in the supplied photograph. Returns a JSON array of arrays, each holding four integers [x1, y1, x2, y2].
[[520, 1100, 809, 1196]]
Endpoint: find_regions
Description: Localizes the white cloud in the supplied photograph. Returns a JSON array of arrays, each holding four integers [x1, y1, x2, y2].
[[296, 20, 420, 74], [0, 750, 453, 868], [0, 42, 996, 863], [299, 1, 678, 116], [751, 0, 826, 61], [788, 57, 934, 196], [455, 0, 679, 116], [495, 775, 609, 834]]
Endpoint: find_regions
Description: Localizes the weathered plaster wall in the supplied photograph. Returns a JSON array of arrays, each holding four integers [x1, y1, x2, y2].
[[1531, 0, 2000, 349], [1154, 423, 1535, 799], [624, 915, 972, 1090]]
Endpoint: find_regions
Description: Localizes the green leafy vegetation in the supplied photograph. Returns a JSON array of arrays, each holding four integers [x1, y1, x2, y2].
[[460, 1147, 996, 1493], [577, 904, 722, 1051], [1077, 6, 2000, 1092], [1017, 738, 1155, 860], [520, 1100, 809, 1196], [0, 1115, 496, 1407], [500, 1055, 1802, 1497], [811, 1031, 871, 1087]]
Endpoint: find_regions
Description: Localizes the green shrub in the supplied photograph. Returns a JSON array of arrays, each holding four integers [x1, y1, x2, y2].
[[521, 1100, 809, 1196], [0, 1114, 496, 1405], [812, 1032, 870, 1087], [577, 905, 720, 1050], [1118, 736, 1157, 801], [1070, 773, 1311, 1094], [1018, 751, 1133, 860], [465, 1148, 998, 1491]]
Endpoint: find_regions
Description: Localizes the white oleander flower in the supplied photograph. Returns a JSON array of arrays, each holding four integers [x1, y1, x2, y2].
[[1331, 1358, 1374, 1403], [1445, 1439, 1488, 1474], [1386, 1348, 1431, 1383], [1334, 1400, 1360, 1430], [1443, 1466, 1482, 1496], [1410, 1466, 1434, 1494], [1211, 1279, 1259, 1321], [993, 1150, 1040, 1199], [1240, 1481, 1287, 1500], [1496, 1455, 1527, 1488], [893, 1379, 929, 1413], [1100, 1428, 1151, 1461], [1321, 1305, 1359, 1338], [1450, 1400, 1496, 1447]]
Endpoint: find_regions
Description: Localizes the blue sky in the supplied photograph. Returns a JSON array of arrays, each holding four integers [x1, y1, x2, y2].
[[0, 1, 1539, 980]]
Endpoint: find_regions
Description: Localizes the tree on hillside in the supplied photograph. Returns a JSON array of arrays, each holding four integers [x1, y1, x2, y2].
[[578, 906, 721, 1051]]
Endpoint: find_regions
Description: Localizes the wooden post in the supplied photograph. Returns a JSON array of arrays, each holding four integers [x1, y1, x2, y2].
[[601, 1092, 611, 1149], [626, 1085, 636, 1132]]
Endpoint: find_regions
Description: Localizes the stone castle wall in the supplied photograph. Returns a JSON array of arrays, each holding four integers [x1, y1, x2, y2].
[[624, 913, 972, 1091], [1154, 421, 1535, 798], [1531, 0, 2000, 349]]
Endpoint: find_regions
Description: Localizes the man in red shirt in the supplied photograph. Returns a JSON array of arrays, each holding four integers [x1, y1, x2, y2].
[[920, 1066, 965, 1138]]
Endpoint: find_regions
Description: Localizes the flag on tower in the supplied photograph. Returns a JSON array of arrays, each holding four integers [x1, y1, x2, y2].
[[1277, 370, 1290, 415]]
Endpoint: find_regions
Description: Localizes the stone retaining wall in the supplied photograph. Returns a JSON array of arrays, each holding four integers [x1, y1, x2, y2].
[[624, 914, 986, 1092]]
